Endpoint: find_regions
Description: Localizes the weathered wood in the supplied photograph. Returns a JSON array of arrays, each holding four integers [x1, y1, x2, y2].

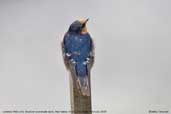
[[69, 71, 92, 114]]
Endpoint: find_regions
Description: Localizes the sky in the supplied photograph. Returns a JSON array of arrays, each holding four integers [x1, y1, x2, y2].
[[0, 0, 171, 114]]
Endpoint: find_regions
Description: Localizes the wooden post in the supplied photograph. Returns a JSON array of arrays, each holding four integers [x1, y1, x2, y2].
[[69, 67, 92, 114]]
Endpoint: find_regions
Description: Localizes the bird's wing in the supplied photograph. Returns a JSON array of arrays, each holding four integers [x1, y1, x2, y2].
[[61, 34, 71, 70], [76, 76, 90, 96], [87, 37, 95, 69]]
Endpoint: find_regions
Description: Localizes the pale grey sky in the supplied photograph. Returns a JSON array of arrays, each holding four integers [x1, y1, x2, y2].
[[0, 0, 171, 114]]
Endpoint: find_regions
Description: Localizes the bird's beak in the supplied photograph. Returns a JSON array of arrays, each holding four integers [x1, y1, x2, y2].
[[85, 18, 89, 23], [82, 18, 89, 28]]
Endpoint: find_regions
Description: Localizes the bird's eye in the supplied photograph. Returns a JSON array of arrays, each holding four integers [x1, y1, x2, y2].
[[82, 23, 86, 28]]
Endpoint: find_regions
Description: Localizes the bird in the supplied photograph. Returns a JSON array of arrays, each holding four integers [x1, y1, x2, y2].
[[62, 19, 94, 96]]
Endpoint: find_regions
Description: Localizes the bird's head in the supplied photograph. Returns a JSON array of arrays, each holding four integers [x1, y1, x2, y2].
[[68, 18, 89, 34]]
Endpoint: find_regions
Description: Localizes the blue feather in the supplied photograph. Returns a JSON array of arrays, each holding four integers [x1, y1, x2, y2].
[[63, 33, 92, 77]]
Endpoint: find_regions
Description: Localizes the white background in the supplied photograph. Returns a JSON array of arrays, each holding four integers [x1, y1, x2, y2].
[[0, 0, 171, 113]]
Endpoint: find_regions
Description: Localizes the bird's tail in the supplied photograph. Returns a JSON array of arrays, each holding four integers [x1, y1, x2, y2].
[[76, 76, 90, 96]]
